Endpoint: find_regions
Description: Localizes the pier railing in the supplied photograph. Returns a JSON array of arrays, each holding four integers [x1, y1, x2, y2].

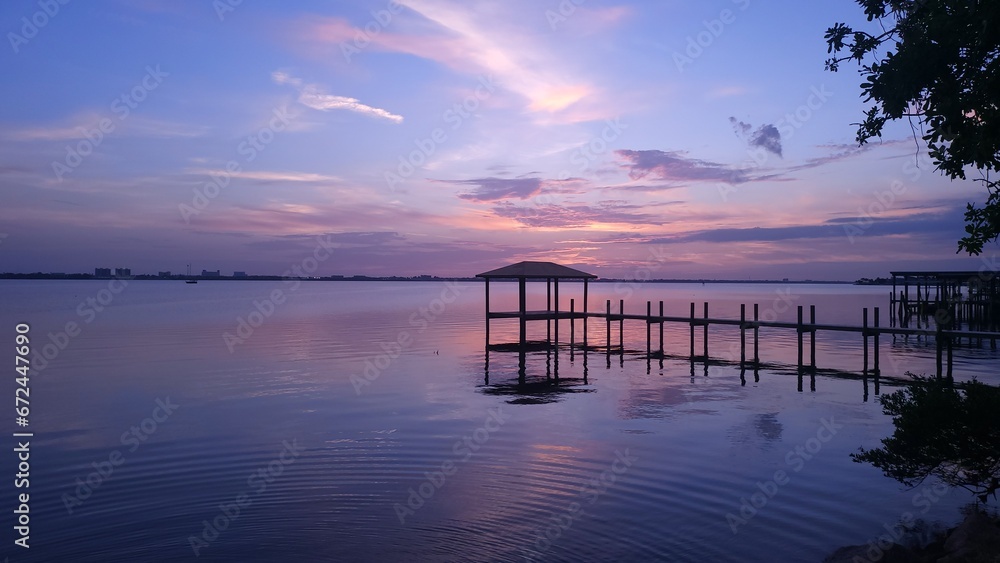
[[488, 298, 1000, 379]]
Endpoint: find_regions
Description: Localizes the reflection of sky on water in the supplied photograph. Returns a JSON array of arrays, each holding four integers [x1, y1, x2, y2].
[[1, 280, 995, 561]]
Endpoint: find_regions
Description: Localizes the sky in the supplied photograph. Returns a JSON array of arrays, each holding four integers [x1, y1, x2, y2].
[[0, 0, 994, 280]]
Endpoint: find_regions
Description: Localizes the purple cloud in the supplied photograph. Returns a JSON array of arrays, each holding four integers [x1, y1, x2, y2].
[[492, 201, 663, 228], [730, 117, 782, 157], [446, 177, 544, 202], [615, 150, 750, 184]]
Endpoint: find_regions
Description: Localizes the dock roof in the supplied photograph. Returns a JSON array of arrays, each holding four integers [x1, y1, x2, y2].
[[476, 261, 597, 279], [890, 271, 987, 280]]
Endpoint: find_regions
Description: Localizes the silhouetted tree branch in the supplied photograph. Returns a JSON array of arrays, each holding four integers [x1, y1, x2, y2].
[[825, 0, 1000, 254]]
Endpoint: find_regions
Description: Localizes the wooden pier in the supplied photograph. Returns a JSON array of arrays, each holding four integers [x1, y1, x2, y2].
[[890, 270, 1000, 339], [479, 262, 1000, 380]]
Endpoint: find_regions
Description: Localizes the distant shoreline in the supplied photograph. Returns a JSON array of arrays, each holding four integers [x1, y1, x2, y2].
[[0, 273, 862, 284]]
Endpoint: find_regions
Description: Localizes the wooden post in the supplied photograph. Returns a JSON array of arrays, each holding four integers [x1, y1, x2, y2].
[[810, 305, 816, 369], [689, 302, 695, 359], [619, 299, 624, 353], [891, 275, 897, 327], [646, 301, 652, 357], [570, 298, 575, 350], [606, 299, 611, 354], [659, 301, 664, 354], [703, 302, 709, 360], [863, 307, 869, 374], [797, 305, 804, 369], [583, 279, 589, 347], [485, 278, 490, 347], [554, 278, 559, 347], [753, 303, 759, 365], [874, 307, 880, 375], [518, 277, 526, 349], [546, 277, 551, 343], [740, 304, 746, 365]]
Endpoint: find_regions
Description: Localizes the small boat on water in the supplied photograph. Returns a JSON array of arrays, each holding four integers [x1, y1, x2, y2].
[[186, 279, 197, 284]]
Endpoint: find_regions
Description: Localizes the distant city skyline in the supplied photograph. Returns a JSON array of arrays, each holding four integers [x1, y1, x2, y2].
[[1, 0, 995, 281]]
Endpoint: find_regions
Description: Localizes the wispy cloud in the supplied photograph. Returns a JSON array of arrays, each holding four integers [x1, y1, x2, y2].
[[185, 169, 341, 183], [647, 208, 960, 245], [272, 71, 403, 123], [445, 177, 544, 202], [492, 200, 663, 228], [292, 1, 614, 121], [5, 114, 209, 141], [786, 144, 870, 172], [616, 149, 750, 184]]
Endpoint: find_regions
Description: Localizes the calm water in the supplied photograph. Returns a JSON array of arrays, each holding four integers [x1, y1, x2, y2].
[[1, 280, 997, 562]]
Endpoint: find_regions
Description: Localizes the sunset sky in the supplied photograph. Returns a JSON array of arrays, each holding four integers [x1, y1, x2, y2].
[[1, 0, 993, 280]]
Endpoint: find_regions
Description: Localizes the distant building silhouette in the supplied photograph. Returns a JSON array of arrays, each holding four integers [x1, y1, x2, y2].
[[233, 271, 247, 278], [115, 268, 131, 278], [158, 271, 171, 278], [95, 267, 111, 278], [201, 269, 220, 277]]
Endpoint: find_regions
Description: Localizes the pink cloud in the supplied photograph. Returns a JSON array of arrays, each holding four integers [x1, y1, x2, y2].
[[288, 3, 610, 121]]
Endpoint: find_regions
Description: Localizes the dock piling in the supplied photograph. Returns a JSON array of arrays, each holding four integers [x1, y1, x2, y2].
[[810, 305, 816, 369], [570, 298, 575, 351], [874, 307, 881, 375], [797, 306, 804, 370], [740, 304, 746, 365], [619, 299, 624, 354], [703, 302, 709, 360], [689, 302, 695, 359], [753, 304, 759, 365], [646, 301, 652, 357], [863, 307, 869, 374], [606, 299, 611, 354], [659, 301, 664, 355]]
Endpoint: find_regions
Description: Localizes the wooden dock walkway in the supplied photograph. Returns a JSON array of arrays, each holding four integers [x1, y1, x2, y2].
[[488, 298, 1000, 379], [477, 262, 999, 380]]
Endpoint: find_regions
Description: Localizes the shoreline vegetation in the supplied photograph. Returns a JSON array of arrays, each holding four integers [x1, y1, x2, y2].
[[0, 272, 862, 284], [824, 509, 1000, 563]]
